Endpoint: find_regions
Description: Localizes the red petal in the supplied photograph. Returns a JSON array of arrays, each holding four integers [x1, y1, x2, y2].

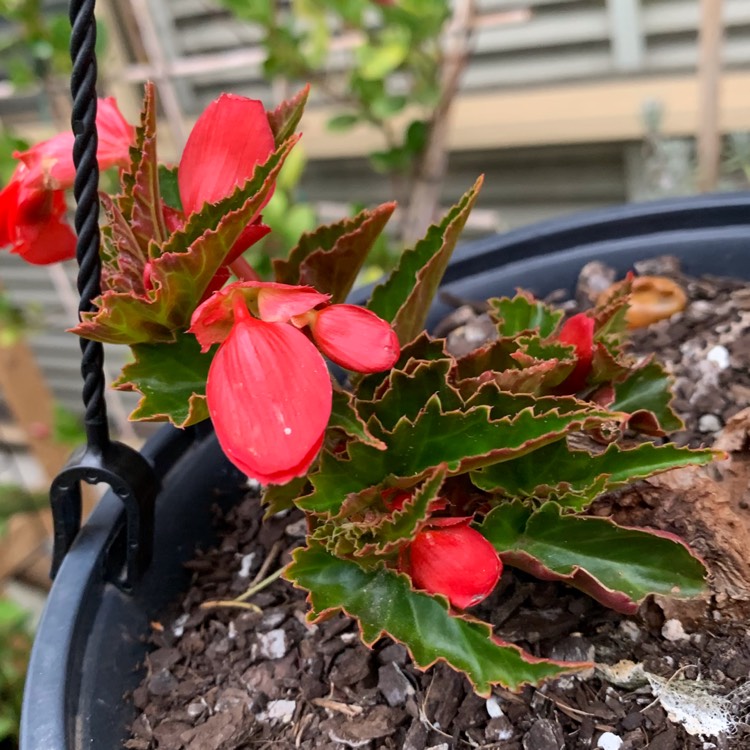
[[178, 94, 275, 216], [308, 304, 400, 373], [257, 283, 329, 322], [404, 523, 502, 609], [557, 313, 595, 392], [190, 281, 329, 350], [1, 179, 76, 264], [14, 211, 76, 264], [225, 220, 271, 264], [15, 97, 133, 190], [0, 177, 21, 247], [207, 314, 332, 484]]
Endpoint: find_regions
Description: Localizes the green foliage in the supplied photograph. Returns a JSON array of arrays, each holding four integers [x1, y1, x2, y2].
[[63, 83, 712, 695], [275, 202, 396, 303], [286, 545, 582, 695], [0, 0, 72, 86], [268, 182, 711, 690], [480, 502, 707, 614], [0, 130, 28, 185], [74, 85, 299, 348], [368, 177, 482, 344], [0, 598, 31, 745], [113, 333, 213, 427]]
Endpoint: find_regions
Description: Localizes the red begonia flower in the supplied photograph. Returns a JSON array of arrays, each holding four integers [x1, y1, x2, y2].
[[167, 94, 276, 286], [1, 98, 132, 265], [557, 312, 595, 393], [304, 304, 400, 373], [178, 94, 276, 216], [190, 281, 330, 350], [0, 168, 76, 264], [15, 97, 134, 189], [255, 282, 330, 323], [400, 518, 502, 609], [191, 282, 398, 483], [206, 297, 332, 485]]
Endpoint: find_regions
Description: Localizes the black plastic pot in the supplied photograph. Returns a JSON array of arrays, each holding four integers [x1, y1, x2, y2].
[[21, 192, 750, 749]]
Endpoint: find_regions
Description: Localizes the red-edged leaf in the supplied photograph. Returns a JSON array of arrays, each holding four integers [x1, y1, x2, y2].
[[368, 177, 482, 344], [99, 192, 147, 294], [274, 203, 396, 304], [299, 395, 616, 514], [117, 82, 167, 249], [310, 466, 448, 558], [267, 84, 310, 146], [471, 439, 716, 510], [286, 544, 586, 694], [112, 331, 212, 427], [72, 138, 298, 345], [611, 360, 683, 434], [480, 502, 707, 614]]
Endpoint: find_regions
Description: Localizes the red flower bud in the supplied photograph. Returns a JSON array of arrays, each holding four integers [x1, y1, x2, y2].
[[307, 304, 400, 373], [557, 312, 595, 393], [400, 519, 502, 609]]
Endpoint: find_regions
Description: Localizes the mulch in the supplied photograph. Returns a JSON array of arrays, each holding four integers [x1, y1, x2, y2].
[[127, 257, 750, 750]]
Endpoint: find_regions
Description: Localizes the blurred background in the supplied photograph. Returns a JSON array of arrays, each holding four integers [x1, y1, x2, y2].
[[0, 1, 748, 745]]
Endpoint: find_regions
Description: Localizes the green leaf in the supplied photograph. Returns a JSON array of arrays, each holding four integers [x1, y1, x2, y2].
[[118, 82, 168, 250], [274, 202, 395, 303], [113, 332, 212, 427], [286, 545, 582, 694], [73, 138, 298, 345], [490, 294, 564, 338], [158, 164, 183, 211], [327, 113, 361, 132], [300, 395, 614, 514], [611, 361, 683, 434], [262, 476, 310, 517], [267, 84, 310, 146], [404, 119, 429, 155], [370, 95, 407, 119], [471, 440, 716, 509], [311, 466, 447, 558], [359, 358, 463, 431], [481, 502, 707, 614], [99, 193, 147, 294], [329, 389, 387, 449], [356, 39, 409, 80], [368, 178, 483, 344], [355, 332, 449, 402]]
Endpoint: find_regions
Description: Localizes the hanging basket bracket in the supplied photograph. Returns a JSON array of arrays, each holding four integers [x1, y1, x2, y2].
[[50, 442, 159, 590]]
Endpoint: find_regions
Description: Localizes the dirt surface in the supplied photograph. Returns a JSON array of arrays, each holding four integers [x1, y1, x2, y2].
[[128, 259, 750, 750]]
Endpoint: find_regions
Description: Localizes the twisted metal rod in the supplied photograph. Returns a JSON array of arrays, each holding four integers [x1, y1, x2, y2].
[[69, 0, 109, 452]]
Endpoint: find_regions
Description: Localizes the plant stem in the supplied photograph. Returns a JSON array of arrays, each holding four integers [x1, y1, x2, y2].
[[199, 567, 285, 611], [229, 257, 261, 282]]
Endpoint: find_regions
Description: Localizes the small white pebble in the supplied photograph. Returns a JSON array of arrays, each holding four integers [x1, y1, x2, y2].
[[485, 695, 503, 718], [706, 345, 730, 369], [661, 618, 688, 642], [245, 478, 261, 491], [265, 699, 296, 723], [284, 518, 307, 538], [618, 620, 641, 642], [257, 628, 288, 660], [171, 613, 189, 638], [597, 731, 623, 750], [698, 414, 722, 433], [238, 552, 255, 578], [227, 621, 237, 640]]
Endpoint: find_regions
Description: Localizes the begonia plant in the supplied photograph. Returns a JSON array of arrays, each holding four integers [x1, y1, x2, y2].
[[0, 83, 717, 693]]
